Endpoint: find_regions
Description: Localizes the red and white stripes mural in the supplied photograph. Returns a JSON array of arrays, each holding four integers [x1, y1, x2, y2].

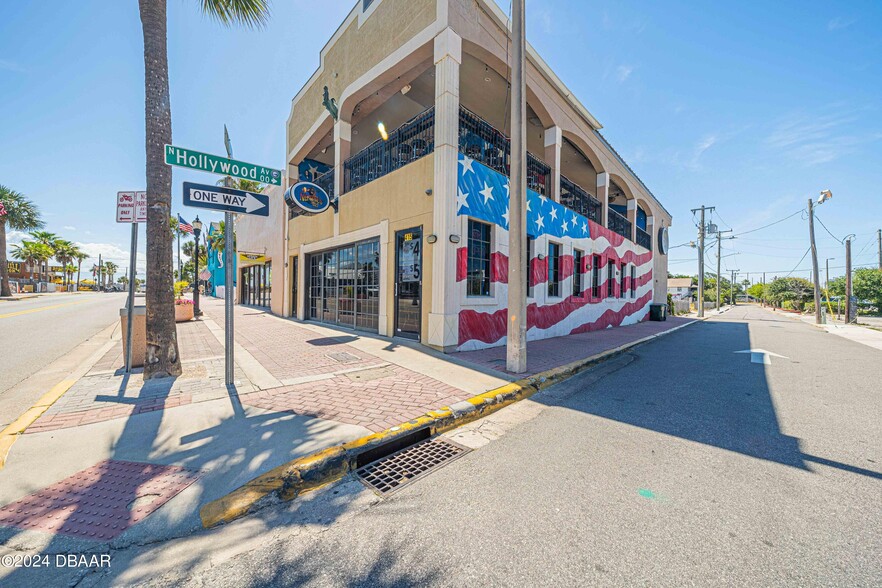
[[454, 153, 653, 351]]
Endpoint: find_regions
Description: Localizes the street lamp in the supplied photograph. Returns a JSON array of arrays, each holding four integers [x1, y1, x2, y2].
[[192, 216, 203, 317], [808, 189, 832, 324]]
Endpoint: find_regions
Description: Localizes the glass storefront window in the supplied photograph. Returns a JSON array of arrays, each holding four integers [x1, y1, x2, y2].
[[308, 239, 380, 332]]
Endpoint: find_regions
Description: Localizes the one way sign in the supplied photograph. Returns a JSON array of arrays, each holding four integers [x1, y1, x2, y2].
[[182, 181, 270, 217]]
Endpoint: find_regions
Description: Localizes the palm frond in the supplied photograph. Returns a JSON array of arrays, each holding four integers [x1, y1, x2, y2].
[[200, 0, 270, 29]]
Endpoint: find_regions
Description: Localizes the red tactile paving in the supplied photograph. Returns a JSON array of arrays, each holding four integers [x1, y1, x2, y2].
[[0, 460, 200, 541]]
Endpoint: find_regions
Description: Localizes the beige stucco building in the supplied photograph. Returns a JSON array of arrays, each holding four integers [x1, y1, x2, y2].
[[241, 0, 673, 353]]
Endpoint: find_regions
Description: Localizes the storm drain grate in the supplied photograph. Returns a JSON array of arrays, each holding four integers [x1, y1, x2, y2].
[[356, 438, 469, 495], [327, 351, 361, 364]]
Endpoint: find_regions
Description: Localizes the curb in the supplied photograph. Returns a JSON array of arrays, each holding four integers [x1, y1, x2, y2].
[[200, 317, 701, 529]]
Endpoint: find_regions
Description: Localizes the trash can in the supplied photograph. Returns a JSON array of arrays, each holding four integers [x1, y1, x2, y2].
[[649, 303, 667, 321], [120, 306, 147, 368]]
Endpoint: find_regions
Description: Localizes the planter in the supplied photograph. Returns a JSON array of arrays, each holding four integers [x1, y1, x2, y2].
[[175, 303, 195, 322]]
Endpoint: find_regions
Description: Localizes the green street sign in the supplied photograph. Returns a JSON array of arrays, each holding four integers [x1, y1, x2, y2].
[[164, 144, 282, 186]]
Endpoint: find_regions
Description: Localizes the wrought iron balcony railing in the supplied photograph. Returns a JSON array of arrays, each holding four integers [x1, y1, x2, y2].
[[343, 107, 435, 193], [607, 207, 632, 241], [560, 173, 601, 224], [458, 106, 550, 196], [636, 226, 652, 251]]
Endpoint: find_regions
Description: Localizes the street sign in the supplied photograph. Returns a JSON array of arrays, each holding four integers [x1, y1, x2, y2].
[[165, 145, 281, 186], [116, 191, 147, 223], [183, 182, 270, 216]]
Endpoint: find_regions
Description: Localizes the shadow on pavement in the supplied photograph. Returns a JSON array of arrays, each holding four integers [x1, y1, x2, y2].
[[538, 318, 881, 481]]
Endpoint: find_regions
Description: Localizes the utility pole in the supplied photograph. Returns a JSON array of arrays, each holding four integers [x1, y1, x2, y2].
[[877, 228, 881, 270], [506, 0, 527, 373], [98, 254, 103, 291], [691, 205, 714, 317], [845, 236, 853, 323], [762, 272, 766, 307], [715, 229, 733, 310], [730, 270, 739, 306], [807, 198, 822, 324]]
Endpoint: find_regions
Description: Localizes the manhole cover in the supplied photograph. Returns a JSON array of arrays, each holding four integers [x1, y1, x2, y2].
[[0, 460, 200, 541], [345, 366, 393, 382], [356, 438, 469, 495], [327, 351, 361, 364]]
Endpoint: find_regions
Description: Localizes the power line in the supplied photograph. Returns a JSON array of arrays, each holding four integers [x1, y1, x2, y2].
[[814, 215, 842, 244], [782, 247, 812, 278], [732, 209, 803, 237]]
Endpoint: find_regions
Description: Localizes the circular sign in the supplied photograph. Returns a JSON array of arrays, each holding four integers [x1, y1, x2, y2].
[[285, 181, 331, 215], [657, 226, 669, 254]]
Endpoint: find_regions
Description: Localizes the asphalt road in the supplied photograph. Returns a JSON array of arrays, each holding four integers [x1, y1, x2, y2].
[[0, 292, 126, 425], [17, 305, 882, 587]]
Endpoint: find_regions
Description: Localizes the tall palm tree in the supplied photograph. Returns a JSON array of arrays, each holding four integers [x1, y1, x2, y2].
[[64, 264, 77, 287], [12, 241, 53, 288], [29, 230, 58, 283], [138, 0, 269, 379], [0, 185, 44, 296], [104, 261, 118, 286], [53, 240, 77, 288], [74, 251, 88, 291]]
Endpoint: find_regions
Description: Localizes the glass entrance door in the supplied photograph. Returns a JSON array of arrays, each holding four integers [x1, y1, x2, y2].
[[394, 227, 422, 339]]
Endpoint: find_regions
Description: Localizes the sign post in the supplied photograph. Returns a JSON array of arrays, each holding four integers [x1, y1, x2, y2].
[[223, 133, 235, 387], [116, 191, 146, 374]]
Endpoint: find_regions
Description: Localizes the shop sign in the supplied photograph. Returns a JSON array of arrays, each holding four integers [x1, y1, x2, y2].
[[285, 181, 331, 215], [239, 253, 267, 264]]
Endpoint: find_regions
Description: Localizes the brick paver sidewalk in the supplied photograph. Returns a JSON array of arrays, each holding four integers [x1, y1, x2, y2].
[[455, 316, 695, 376]]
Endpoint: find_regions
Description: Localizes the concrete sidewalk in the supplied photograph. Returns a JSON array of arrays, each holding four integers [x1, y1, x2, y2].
[[0, 297, 691, 557]]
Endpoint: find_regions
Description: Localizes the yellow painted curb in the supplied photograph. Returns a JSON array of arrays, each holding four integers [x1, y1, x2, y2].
[[0, 379, 76, 470], [200, 319, 701, 528]]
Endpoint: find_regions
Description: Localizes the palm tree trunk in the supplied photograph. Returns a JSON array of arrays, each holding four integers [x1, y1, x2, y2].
[[140, 0, 181, 378], [76, 260, 82, 291], [0, 221, 10, 297]]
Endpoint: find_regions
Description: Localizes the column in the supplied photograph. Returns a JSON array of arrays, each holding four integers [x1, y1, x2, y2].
[[596, 172, 610, 227], [428, 28, 462, 351], [544, 126, 562, 202], [627, 199, 637, 241], [333, 120, 351, 205]]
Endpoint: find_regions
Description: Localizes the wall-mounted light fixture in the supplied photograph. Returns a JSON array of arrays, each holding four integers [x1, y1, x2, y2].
[[537, 253, 546, 260], [401, 84, 412, 95], [427, 234, 438, 244], [449, 235, 461, 244], [425, 188, 433, 196]]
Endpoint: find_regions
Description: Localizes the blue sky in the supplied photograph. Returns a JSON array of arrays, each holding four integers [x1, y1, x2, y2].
[[1, 0, 880, 283]]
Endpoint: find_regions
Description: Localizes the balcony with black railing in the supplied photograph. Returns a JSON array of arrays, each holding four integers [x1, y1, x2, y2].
[[636, 226, 652, 251], [458, 106, 550, 196], [560, 174, 601, 224], [343, 107, 435, 193], [607, 207, 632, 241]]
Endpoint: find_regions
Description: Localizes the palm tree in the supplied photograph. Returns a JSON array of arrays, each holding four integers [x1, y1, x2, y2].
[[209, 220, 236, 253], [29, 230, 58, 283], [138, 0, 269, 379], [74, 251, 88, 291], [64, 263, 77, 286], [12, 241, 53, 289], [104, 261, 118, 286], [0, 185, 44, 296], [53, 240, 78, 288]]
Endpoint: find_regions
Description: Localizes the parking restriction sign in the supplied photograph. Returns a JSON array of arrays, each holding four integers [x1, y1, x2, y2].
[[117, 191, 147, 223]]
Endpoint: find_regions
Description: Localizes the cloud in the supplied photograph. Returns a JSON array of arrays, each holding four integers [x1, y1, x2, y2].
[[764, 107, 879, 165], [827, 17, 854, 31], [63, 225, 77, 231], [616, 65, 634, 83], [0, 58, 25, 73]]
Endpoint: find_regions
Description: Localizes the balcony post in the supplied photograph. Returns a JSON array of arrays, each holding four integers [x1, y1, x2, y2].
[[428, 27, 462, 351], [596, 171, 610, 227], [544, 126, 562, 202], [646, 214, 655, 251], [333, 120, 351, 206], [627, 198, 637, 241]]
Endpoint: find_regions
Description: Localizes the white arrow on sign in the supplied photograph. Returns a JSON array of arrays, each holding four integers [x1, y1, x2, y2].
[[734, 349, 789, 365], [243, 193, 264, 214]]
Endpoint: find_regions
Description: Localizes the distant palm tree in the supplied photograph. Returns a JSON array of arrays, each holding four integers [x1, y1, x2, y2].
[[12, 241, 53, 286], [74, 251, 88, 291], [0, 185, 44, 296], [104, 261, 118, 286], [138, 0, 269, 378], [53, 240, 78, 288], [29, 230, 58, 283], [64, 263, 77, 286]]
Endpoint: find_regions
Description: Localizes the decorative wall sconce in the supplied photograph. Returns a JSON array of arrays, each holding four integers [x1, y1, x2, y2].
[[427, 234, 438, 244], [449, 235, 461, 244]]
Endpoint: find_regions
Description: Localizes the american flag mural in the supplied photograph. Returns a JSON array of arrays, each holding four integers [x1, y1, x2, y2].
[[455, 153, 654, 351]]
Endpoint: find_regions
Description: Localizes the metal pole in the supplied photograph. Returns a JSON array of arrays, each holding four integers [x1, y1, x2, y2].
[[730, 270, 735, 306], [224, 210, 234, 384], [177, 227, 181, 281], [98, 254, 103, 291], [762, 272, 765, 307], [825, 258, 830, 292], [877, 228, 881, 270], [697, 208, 706, 317], [506, 0, 527, 373], [193, 226, 201, 316], [124, 223, 138, 373], [716, 232, 721, 311], [808, 198, 822, 324], [845, 237, 853, 323]]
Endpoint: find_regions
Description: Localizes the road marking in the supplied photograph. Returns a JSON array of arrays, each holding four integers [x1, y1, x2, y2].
[[734, 348, 789, 365], [0, 299, 91, 319], [0, 379, 76, 469]]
